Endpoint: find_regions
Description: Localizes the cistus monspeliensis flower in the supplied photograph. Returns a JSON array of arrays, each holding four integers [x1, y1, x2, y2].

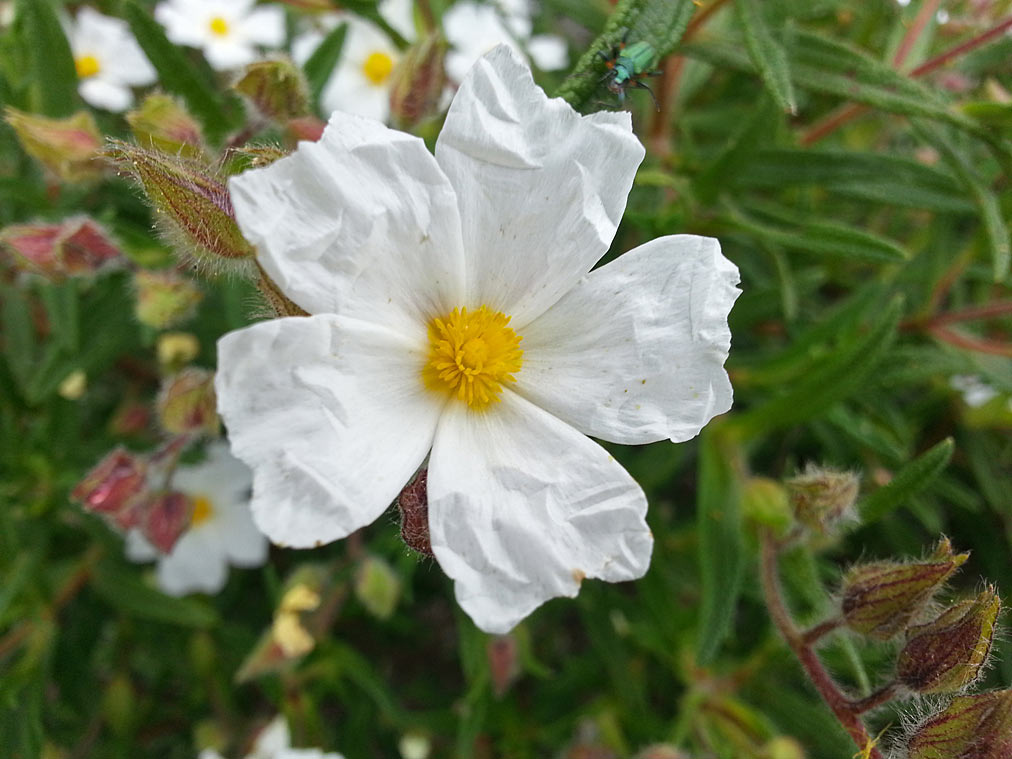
[[199, 714, 345, 759], [154, 0, 285, 72], [216, 47, 740, 633], [69, 7, 156, 112]]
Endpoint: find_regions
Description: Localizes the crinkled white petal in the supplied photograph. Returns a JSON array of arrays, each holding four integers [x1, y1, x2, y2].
[[527, 34, 568, 71], [238, 5, 286, 47], [427, 392, 653, 634], [78, 77, 133, 112], [516, 235, 741, 444], [229, 112, 466, 335], [216, 314, 443, 549], [154, 527, 229, 596], [435, 46, 645, 327]]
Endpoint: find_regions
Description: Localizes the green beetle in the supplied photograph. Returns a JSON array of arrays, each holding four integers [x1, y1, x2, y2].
[[598, 34, 662, 108]]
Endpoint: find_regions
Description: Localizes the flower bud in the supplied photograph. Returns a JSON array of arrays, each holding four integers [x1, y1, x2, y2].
[[156, 332, 201, 369], [906, 689, 1012, 759], [742, 477, 792, 533], [234, 58, 310, 123], [841, 538, 969, 640], [58, 370, 87, 400], [107, 142, 254, 263], [5, 108, 102, 182], [0, 218, 122, 278], [140, 490, 193, 554], [389, 33, 448, 129], [133, 269, 203, 329], [487, 634, 519, 697], [397, 468, 433, 557], [157, 368, 219, 436], [897, 587, 1001, 694], [222, 144, 288, 175], [354, 554, 401, 620], [399, 732, 432, 759], [126, 94, 205, 159], [256, 268, 309, 317], [785, 464, 859, 533], [109, 396, 152, 437], [286, 116, 326, 143], [72, 448, 148, 518], [761, 737, 804, 759]]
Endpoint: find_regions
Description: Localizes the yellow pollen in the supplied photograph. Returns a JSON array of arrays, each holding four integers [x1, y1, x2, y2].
[[75, 54, 101, 79], [424, 305, 523, 409], [361, 51, 395, 86], [209, 16, 229, 36], [191, 495, 214, 526]]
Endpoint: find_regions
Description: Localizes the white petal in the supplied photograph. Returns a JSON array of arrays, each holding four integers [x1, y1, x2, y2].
[[215, 314, 443, 548], [228, 112, 466, 335], [239, 5, 286, 47], [516, 235, 740, 445], [435, 46, 645, 326], [320, 67, 391, 122], [155, 528, 229, 596], [154, 3, 205, 47], [379, 0, 415, 40], [78, 78, 133, 112], [442, 4, 524, 83], [527, 35, 568, 71], [428, 392, 653, 634], [250, 715, 291, 757], [204, 39, 257, 70], [124, 529, 159, 563], [220, 504, 269, 566]]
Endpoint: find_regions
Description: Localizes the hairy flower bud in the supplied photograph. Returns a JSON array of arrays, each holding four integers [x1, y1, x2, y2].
[[107, 142, 254, 264], [354, 554, 401, 620], [234, 58, 310, 122], [133, 269, 203, 329], [742, 477, 792, 533], [785, 464, 859, 533], [841, 538, 969, 640], [141, 490, 193, 554], [286, 116, 326, 143], [389, 33, 448, 129], [156, 332, 201, 369], [897, 588, 1001, 694], [5, 108, 102, 182], [906, 689, 1012, 759], [397, 468, 433, 557], [1, 217, 122, 278], [126, 94, 205, 159], [72, 448, 148, 519], [157, 368, 219, 436]]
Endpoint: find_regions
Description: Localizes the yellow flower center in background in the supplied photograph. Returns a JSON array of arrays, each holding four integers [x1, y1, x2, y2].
[[361, 51, 395, 86], [191, 495, 214, 526], [209, 16, 230, 36], [75, 54, 101, 79], [425, 306, 523, 409]]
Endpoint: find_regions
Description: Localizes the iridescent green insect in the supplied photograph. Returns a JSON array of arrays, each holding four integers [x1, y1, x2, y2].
[[597, 35, 662, 108]]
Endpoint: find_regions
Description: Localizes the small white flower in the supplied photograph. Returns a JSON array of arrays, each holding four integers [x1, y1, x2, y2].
[[69, 7, 157, 112], [200, 715, 345, 759], [154, 0, 285, 71], [443, 0, 568, 83], [126, 442, 268, 596], [950, 374, 999, 407], [217, 47, 740, 634]]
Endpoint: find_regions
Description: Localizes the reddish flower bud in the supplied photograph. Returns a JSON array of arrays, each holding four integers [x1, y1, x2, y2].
[[72, 448, 148, 517], [5, 108, 103, 182], [140, 490, 193, 554], [841, 538, 969, 640], [286, 116, 326, 143], [157, 368, 219, 436], [487, 634, 519, 697], [126, 94, 205, 159], [1, 218, 122, 278], [234, 58, 310, 123], [906, 689, 1012, 759], [133, 269, 203, 329], [897, 587, 1001, 694], [389, 33, 448, 129], [397, 468, 433, 557], [785, 464, 859, 533]]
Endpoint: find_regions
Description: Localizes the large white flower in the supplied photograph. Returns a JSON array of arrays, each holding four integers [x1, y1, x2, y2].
[[217, 46, 740, 634], [126, 442, 268, 596], [69, 7, 157, 112], [154, 0, 285, 71], [200, 715, 344, 759]]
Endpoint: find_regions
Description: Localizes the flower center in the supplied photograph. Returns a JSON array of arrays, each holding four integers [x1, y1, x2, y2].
[[191, 495, 214, 526], [425, 306, 523, 409], [362, 51, 395, 86], [75, 54, 101, 79], [209, 16, 229, 36]]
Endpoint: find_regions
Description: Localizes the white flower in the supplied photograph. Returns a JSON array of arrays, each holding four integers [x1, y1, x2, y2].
[[154, 0, 285, 71], [949, 374, 999, 407], [200, 715, 344, 759], [443, 0, 568, 83], [69, 7, 157, 112], [126, 442, 268, 596], [217, 47, 740, 634]]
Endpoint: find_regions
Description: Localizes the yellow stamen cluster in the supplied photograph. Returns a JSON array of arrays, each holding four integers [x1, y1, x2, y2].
[[425, 306, 523, 409], [209, 16, 229, 36], [362, 51, 395, 86], [191, 495, 214, 526], [75, 54, 101, 79]]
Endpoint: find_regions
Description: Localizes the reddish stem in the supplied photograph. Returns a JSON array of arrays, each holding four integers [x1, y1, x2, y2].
[[893, 0, 943, 68], [928, 325, 1012, 357], [849, 682, 900, 715]]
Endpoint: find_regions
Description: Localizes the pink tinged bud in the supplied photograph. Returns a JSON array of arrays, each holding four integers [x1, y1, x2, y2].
[[5, 107, 103, 182], [106, 142, 254, 262], [907, 689, 1012, 759], [897, 587, 1001, 694], [222, 144, 288, 175], [141, 490, 193, 554], [389, 33, 448, 129], [487, 634, 519, 697], [126, 94, 206, 160], [1, 218, 122, 278], [397, 469, 433, 558], [234, 58, 310, 123], [157, 368, 219, 436], [0, 224, 61, 274], [785, 464, 859, 533], [109, 397, 152, 437], [133, 269, 203, 329], [72, 448, 148, 517], [841, 538, 969, 640], [59, 218, 122, 274], [286, 116, 326, 143], [353, 555, 401, 620], [256, 267, 309, 317]]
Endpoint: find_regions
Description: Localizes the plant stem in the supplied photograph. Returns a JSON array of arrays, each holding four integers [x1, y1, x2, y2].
[[849, 682, 900, 714], [759, 530, 882, 758], [802, 617, 843, 646]]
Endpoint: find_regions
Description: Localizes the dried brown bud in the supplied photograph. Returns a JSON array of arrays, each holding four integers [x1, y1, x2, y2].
[[234, 58, 310, 122], [133, 269, 203, 329], [5, 108, 102, 182], [897, 587, 1001, 694], [140, 491, 193, 554], [72, 448, 148, 519], [157, 368, 219, 436], [389, 33, 448, 129], [841, 538, 969, 640], [906, 689, 1012, 759], [397, 468, 433, 557], [126, 94, 205, 159], [1, 217, 122, 278], [785, 464, 859, 533]]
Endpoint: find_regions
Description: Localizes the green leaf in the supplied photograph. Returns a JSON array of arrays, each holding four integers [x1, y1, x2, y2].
[[696, 96, 779, 203], [858, 437, 955, 525], [0, 283, 35, 393], [15, 0, 78, 117], [92, 560, 219, 628], [303, 22, 349, 111], [695, 426, 745, 665], [734, 0, 796, 114], [122, 0, 235, 142]]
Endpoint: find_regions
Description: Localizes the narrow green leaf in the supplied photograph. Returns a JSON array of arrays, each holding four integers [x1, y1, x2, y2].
[[734, 0, 796, 114], [16, 0, 78, 117], [696, 426, 745, 665], [0, 283, 36, 393], [858, 437, 955, 525], [92, 561, 219, 627], [696, 96, 779, 203], [303, 22, 348, 111], [122, 0, 235, 142]]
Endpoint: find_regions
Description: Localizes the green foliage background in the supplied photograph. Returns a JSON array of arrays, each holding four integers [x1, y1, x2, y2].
[[1, 0, 1011, 757]]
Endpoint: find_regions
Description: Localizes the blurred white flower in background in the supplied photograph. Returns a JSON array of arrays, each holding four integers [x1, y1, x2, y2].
[[950, 374, 999, 407], [126, 442, 268, 596], [200, 715, 345, 759], [69, 7, 157, 112], [155, 0, 285, 71]]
